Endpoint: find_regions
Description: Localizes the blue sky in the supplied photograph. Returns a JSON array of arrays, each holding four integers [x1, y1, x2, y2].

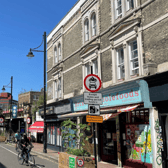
[[0, 0, 78, 101]]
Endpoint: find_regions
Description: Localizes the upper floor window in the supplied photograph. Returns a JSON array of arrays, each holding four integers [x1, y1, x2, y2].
[[58, 78, 62, 98], [126, 0, 134, 11], [54, 47, 58, 63], [84, 19, 89, 41], [129, 40, 139, 75], [58, 43, 61, 61], [117, 47, 125, 79], [33, 95, 38, 100], [84, 59, 98, 77], [115, 0, 122, 18], [91, 13, 96, 37], [54, 81, 58, 99], [54, 77, 62, 99]]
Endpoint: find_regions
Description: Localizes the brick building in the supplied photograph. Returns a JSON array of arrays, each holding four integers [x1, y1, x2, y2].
[[44, 0, 168, 167]]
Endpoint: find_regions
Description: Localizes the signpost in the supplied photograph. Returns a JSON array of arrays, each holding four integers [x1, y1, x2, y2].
[[84, 73, 102, 168]]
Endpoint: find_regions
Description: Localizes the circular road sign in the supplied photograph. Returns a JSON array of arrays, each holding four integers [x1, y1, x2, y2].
[[77, 159, 84, 167], [27, 117, 31, 124], [84, 74, 101, 92], [0, 118, 4, 123]]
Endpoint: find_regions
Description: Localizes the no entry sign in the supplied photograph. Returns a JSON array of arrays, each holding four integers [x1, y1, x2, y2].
[[84, 74, 101, 92], [0, 118, 4, 123]]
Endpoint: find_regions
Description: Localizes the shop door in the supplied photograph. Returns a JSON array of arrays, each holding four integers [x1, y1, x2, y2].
[[100, 120, 117, 164]]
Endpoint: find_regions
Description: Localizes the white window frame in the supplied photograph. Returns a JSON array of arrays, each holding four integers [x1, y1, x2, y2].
[[92, 59, 98, 76], [58, 43, 61, 61], [84, 19, 89, 42], [54, 80, 58, 99], [115, 0, 122, 18], [91, 13, 96, 37], [54, 46, 58, 63], [84, 59, 98, 77], [117, 47, 125, 79], [58, 77, 62, 98], [129, 40, 139, 76], [126, 0, 134, 11], [85, 63, 90, 76]]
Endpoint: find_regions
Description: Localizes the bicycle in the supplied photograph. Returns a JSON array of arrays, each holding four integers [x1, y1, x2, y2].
[[18, 146, 35, 167]]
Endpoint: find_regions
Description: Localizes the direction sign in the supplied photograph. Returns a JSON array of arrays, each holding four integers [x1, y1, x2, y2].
[[84, 92, 102, 105], [86, 115, 103, 123], [89, 104, 100, 115], [84, 74, 101, 92]]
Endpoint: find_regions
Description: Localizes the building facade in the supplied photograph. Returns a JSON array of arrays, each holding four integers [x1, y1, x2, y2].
[[45, 0, 168, 167]]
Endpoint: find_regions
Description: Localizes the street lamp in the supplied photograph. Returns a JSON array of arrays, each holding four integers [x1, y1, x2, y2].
[[2, 76, 13, 138], [26, 32, 47, 153]]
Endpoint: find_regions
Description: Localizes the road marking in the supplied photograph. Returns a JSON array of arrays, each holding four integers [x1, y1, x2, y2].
[[0, 145, 42, 168]]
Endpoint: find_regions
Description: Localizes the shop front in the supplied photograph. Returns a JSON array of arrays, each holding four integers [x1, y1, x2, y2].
[[70, 80, 156, 168]]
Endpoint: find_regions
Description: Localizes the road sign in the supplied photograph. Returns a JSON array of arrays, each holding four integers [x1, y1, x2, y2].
[[86, 115, 103, 123], [69, 156, 76, 168], [77, 159, 84, 167], [0, 118, 4, 123], [84, 92, 102, 105], [84, 74, 101, 92], [27, 117, 31, 124], [88, 104, 100, 115]]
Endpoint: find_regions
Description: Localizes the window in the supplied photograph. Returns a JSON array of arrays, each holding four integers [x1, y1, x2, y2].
[[126, 0, 134, 11], [54, 81, 58, 99], [58, 78, 62, 98], [84, 59, 98, 77], [117, 48, 125, 79], [54, 47, 58, 63], [129, 40, 139, 75], [84, 19, 89, 41], [85, 63, 90, 76], [33, 95, 38, 100], [92, 59, 98, 76], [58, 43, 61, 61], [115, 0, 122, 18], [91, 13, 96, 37]]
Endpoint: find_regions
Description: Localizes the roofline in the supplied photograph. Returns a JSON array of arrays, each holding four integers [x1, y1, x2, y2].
[[47, 0, 86, 42]]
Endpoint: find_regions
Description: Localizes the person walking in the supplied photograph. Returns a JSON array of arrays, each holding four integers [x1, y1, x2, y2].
[[15, 130, 21, 150]]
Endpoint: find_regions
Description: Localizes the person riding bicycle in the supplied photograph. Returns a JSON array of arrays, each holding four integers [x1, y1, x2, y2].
[[20, 133, 33, 163], [15, 130, 21, 150]]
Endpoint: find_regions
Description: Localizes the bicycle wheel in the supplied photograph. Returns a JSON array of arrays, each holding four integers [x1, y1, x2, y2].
[[18, 152, 24, 165], [28, 155, 35, 166]]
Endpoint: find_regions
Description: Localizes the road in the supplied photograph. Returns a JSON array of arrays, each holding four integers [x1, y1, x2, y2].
[[0, 142, 58, 168]]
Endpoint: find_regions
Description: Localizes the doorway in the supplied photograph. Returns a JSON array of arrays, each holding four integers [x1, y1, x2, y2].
[[99, 119, 117, 164]]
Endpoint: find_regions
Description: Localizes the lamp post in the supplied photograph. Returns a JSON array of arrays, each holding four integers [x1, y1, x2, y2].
[[2, 76, 13, 138], [26, 32, 47, 153]]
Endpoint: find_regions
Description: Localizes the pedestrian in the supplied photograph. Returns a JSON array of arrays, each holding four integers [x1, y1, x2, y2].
[[14, 130, 20, 150]]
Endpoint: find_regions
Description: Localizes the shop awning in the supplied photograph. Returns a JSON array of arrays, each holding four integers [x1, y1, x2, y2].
[[57, 104, 140, 119], [101, 104, 140, 121], [28, 121, 44, 133]]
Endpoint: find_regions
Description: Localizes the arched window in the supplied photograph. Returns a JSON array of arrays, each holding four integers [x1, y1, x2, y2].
[[91, 13, 96, 37], [84, 19, 89, 41], [58, 43, 61, 61], [54, 46, 57, 63]]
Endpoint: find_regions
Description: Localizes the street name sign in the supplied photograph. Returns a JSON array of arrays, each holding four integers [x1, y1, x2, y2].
[[84, 92, 102, 105], [88, 104, 100, 115], [86, 115, 103, 123]]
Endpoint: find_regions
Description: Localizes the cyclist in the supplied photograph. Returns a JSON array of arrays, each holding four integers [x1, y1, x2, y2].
[[15, 130, 21, 150], [20, 133, 33, 164]]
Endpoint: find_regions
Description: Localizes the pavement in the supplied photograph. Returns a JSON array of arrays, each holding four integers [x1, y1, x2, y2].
[[5, 142, 59, 163]]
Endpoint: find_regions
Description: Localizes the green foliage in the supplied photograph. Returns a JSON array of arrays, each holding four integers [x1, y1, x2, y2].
[[61, 119, 91, 156]]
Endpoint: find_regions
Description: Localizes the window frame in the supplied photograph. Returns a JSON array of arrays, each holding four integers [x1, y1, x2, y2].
[[126, 0, 134, 11], [91, 12, 97, 37], [54, 46, 58, 64], [58, 43, 61, 61], [84, 18, 89, 42], [115, 0, 122, 18], [117, 47, 125, 79]]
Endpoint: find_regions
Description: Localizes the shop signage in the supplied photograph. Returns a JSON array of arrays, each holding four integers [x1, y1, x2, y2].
[[12, 105, 17, 118], [54, 103, 72, 114], [73, 80, 152, 111], [84, 92, 102, 105], [88, 104, 100, 116], [86, 115, 103, 123], [84, 74, 101, 92]]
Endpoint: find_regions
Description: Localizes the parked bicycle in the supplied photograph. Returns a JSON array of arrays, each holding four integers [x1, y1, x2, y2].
[[18, 146, 35, 167]]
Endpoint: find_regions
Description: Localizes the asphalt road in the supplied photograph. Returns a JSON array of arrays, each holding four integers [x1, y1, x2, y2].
[[0, 142, 58, 168]]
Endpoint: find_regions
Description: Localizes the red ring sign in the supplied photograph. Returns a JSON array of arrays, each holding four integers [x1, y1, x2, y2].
[[84, 74, 101, 92], [77, 159, 84, 167], [0, 117, 4, 123], [27, 117, 31, 124]]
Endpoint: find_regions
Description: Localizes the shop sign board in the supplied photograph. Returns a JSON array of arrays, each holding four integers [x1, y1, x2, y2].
[[12, 105, 17, 118], [88, 104, 100, 116], [86, 115, 103, 123], [84, 74, 101, 92], [84, 92, 102, 105]]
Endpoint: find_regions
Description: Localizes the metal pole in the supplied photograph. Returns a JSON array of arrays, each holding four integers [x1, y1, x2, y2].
[[90, 66, 97, 168], [10, 76, 13, 137], [43, 32, 47, 153]]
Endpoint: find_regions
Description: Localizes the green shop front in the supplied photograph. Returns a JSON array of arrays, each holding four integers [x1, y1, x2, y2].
[[71, 80, 156, 168]]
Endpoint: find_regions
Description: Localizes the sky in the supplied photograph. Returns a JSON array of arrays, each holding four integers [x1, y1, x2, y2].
[[0, 0, 78, 101]]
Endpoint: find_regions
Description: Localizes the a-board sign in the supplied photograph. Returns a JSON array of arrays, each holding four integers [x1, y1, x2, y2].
[[84, 74, 101, 92], [86, 115, 103, 123], [84, 92, 102, 105]]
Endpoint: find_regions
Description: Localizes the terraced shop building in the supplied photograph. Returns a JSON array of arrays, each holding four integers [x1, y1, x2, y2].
[[44, 0, 168, 167]]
